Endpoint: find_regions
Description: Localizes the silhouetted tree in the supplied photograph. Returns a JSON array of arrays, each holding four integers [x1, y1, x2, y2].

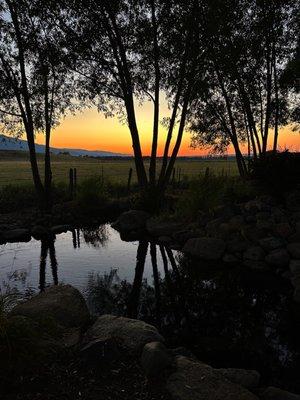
[[188, 0, 299, 176], [0, 0, 75, 208], [61, 0, 203, 206]]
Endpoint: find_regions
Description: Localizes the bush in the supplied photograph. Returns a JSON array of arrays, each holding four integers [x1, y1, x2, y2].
[[175, 174, 256, 219], [249, 151, 300, 195], [76, 176, 109, 208]]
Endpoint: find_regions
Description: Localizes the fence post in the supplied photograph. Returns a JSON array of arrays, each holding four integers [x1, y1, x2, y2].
[[127, 167, 133, 193], [204, 167, 210, 179], [74, 168, 77, 196], [69, 168, 74, 199]]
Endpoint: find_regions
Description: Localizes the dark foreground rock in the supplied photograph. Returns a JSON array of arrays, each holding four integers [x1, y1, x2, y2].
[[182, 237, 226, 260], [83, 314, 164, 356], [10, 284, 90, 328], [166, 356, 258, 400], [112, 210, 150, 232], [260, 386, 300, 400], [217, 368, 260, 390], [141, 341, 173, 378]]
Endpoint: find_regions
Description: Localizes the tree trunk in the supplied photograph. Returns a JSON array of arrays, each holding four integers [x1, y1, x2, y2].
[[149, 0, 160, 186]]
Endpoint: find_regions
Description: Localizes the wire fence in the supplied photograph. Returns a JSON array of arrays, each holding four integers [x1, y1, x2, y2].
[[0, 159, 238, 187]]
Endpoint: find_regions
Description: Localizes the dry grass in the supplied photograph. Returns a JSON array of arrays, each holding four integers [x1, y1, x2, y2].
[[0, 155, 238, 187]]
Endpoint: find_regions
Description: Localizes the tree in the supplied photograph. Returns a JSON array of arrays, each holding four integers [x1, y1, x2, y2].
[[0, 0, 75, 208], [62, 0, 204, 206], [188, 0, 299, 176]]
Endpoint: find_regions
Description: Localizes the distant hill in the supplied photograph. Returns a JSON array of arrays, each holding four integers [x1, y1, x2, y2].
[[0, 134, 129, 158]]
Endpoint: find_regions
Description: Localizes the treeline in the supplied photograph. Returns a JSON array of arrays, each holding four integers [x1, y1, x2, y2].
[[0, 0, 299, 209]]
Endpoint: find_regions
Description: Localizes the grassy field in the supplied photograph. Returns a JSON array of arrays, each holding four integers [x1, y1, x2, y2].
[[0, 153, 238, 187]]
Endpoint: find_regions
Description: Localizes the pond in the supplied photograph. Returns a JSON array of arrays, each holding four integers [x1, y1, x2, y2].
[[0, 224, 299, 392]]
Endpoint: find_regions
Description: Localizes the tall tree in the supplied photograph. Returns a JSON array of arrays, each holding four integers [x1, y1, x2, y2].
[[0, 0, 75, 208], [188, 0, 299, 175], [62, 0, 203, 205]]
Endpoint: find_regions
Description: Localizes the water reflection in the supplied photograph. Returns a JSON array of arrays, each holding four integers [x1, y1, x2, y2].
[[39, 239, 58, 291], [84, 236, 300, 393], [1, 225, 299, 392]]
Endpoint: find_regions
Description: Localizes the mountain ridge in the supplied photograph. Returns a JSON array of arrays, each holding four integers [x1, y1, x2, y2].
[[0, 134, 130, 158]]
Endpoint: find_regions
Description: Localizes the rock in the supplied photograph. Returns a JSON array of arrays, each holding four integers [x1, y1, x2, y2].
[[265, 249, 290, 268], [217, 368, 260, 389], [170, 347, 198, 360], [288, 232, 300, 243], [141, 341, 173, 378], [158, 236, 172, 245], [286, 191, 300, 212], [112, 210, 150, 233], [227, 238, 250, 253], [290, 260, 300, 276], [259, 237, 285, 251], [31, 225, 52, 240], [223, 253, 239, 264], [146, 219, 183, 237], [10, 285, 90, 328], [256, 211, 271, 221], [228, 215, 245, 230], [2, 229, 31, 243], [242, 226, 267, 243], [173, 229, 204, 245], [80, 337, 121, 365], [243, 246, 265, 261], [83, 315, 164, 356], [294, 288, 300, 303], [182, 237, 226, 260], [274, 222, 293, 238], [245, 199, 264, 214], [206, 218, 226, 237], [243, 260, 269, 271], [256, 220, 274, 231], [287, 243, 300, 259], [166, 356, 258, 400], [260, 386, 300, 400], [50, 225, 72, 234]]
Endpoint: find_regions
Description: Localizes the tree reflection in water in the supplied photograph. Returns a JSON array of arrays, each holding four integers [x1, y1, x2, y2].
[[85, 240, 300, 393], [39, 239, 58, 291]]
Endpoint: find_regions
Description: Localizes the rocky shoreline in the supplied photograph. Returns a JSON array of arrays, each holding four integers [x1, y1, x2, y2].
[[113, 190, 300, 304], [2, 284, 300, 400]]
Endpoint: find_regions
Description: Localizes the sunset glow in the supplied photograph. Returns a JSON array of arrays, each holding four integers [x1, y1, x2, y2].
[[35, 102, 300, 156]]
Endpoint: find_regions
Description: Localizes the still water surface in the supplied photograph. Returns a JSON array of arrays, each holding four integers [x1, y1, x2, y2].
[[0, 224, 299, 392]]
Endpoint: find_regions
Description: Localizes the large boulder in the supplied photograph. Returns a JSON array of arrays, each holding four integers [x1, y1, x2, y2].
[[216, 368, 260, 390], [260, 386, 300, 400], [166, 356, 258, 400], [141, 341, 173, 378], [83, 315, 164, 356], [10, 284, 90, 328], [182, 237, 226, 261], [265, 249, 290, 268], [287, 243, 300, 259], [259, 237, 285, 251], [243, 246, 265, 261], [146, 219, 184, 237], [112, 210, 150, 232]]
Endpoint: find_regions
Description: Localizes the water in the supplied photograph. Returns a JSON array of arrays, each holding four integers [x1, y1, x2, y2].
[[0, 224, 299, 392]]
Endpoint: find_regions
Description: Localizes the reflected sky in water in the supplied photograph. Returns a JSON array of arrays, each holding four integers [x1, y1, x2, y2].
[[0, 225, 167, 293]]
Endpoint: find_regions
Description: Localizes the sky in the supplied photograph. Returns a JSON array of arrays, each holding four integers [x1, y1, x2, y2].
[[35, 100, 300, 156]]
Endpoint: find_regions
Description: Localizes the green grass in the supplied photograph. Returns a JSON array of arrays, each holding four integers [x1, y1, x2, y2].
[[0, 157, 238, 187]]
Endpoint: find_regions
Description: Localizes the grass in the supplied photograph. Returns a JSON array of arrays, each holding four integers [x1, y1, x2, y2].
[[0, 156, 238, 187]]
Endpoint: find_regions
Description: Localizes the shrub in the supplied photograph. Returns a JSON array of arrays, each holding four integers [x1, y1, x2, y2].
[[249, 151, 300, 195], [175, 174, 256, 219], [76, 176, 109, 208]]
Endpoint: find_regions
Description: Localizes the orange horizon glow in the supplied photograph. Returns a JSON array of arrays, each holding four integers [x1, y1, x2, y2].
[[34, 102, 300, 156]]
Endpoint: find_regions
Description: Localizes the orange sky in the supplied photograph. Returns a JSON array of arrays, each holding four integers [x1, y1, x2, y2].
[[35, 100, 300, 156]]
